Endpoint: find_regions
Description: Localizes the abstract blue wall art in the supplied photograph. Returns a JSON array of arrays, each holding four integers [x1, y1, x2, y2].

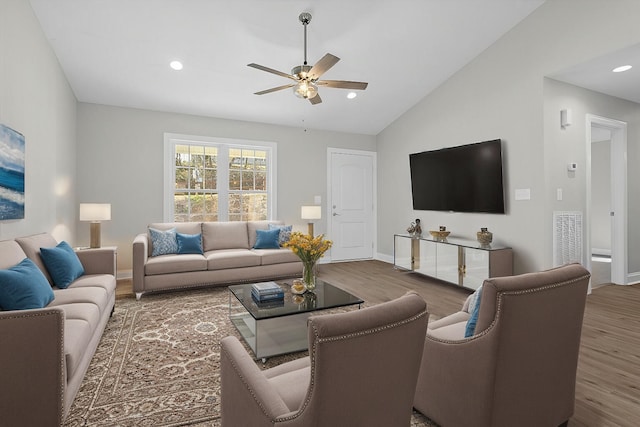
[[0, 124, 25, 220]]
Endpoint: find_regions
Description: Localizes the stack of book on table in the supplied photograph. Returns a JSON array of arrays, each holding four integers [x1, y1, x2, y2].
[[251, 281, 284, 303]]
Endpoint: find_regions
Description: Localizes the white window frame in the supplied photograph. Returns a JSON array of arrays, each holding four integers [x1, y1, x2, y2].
[[163, 133, 277, 222]]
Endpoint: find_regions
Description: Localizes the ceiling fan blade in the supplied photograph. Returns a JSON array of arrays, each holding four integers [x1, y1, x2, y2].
[[247, 63, 298, 81], [309, 93, 322, 105], [317, 80, 369, 90], [254, 83, 296, 95], [308, 53, 340, 80]]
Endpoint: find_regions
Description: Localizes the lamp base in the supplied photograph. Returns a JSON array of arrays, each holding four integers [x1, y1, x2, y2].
[[308, 223, 314, 238], [89, 222, 101, 248]]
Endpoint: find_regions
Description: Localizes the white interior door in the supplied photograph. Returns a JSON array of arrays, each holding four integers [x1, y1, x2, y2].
[[328, 149, 376, 261]]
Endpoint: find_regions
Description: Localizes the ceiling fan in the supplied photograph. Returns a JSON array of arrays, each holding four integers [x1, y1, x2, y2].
[[248, 12, 368, 105]]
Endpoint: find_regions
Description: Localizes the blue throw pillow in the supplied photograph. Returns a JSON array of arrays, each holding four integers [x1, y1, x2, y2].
[[40, 241, 85, 289], [253, 228, 281, 249], [268, 224, 292, 246], [177, 232, 203, 254], [464, 285, 483, 338], [149, 227, 178, 256], [0, 258, 55, 310]]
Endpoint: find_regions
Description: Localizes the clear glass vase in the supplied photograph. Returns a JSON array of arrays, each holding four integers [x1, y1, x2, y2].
[[303, 262, 317, 292]]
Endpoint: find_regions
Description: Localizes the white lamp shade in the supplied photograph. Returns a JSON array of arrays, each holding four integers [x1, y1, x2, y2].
[[301, 205, 322, 220], [80, 203, 111, 222]]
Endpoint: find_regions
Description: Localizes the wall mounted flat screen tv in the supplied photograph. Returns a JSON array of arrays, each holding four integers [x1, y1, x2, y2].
[[409, 139, 505, 214]]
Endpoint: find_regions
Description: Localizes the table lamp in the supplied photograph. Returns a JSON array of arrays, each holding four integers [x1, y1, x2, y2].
[[79, 203, 111, 248], [301, 205, 322, 237]]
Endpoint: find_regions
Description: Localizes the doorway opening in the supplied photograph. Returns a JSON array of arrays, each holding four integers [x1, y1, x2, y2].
[[586, 114, 627, 288]]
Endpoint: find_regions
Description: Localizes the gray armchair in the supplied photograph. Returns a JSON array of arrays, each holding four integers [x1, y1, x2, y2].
[[220, 291, 429, 426], [413, 263, 591, 427]]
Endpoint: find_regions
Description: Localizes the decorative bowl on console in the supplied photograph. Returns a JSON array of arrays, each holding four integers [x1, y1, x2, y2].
[[429, 230, 450, 240]]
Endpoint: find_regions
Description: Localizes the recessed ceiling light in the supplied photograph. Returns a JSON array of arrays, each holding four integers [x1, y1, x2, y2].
[[170, 60, 183, 71], [612, 65, 632, 73], [347, 92, 357, 99]]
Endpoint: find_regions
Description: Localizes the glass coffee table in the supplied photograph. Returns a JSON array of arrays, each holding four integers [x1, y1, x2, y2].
[[228, 279, 363, 361]]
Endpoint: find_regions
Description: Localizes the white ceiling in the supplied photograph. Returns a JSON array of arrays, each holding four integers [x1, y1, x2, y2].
[[550, 43, 640, 106], [29, 0, 548, 135]]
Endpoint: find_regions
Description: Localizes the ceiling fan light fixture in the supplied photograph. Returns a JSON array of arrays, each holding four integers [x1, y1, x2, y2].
[[294, 81, 318, 99]]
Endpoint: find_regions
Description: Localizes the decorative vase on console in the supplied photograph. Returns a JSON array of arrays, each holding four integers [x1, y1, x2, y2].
[[284, 232, 333, 292], [477, 227, 493, 246]]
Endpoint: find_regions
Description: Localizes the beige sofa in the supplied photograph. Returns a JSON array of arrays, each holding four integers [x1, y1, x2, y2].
[[133, 220, 302, 299], [0, 233, 116, 425]]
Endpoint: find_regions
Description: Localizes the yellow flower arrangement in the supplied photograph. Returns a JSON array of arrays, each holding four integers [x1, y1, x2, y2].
[[284, 232, 332, 289]]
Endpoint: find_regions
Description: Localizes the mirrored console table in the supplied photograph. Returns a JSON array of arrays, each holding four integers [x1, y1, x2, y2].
[[394, 234, 513, 290]]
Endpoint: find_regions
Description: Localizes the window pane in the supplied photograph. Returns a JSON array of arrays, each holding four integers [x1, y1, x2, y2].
[[175, 167, 189, 189], [229, 193, 241, 215], [255, 171, 266, 191], [204, 146, 217, 168], [175, 145, 190, 166], [190, 193, 205, 214], [242, 194, 267, 220], [242, 171, 254, 190], [204, 169, 217, 189], [174, 193, 189, 215], [204, 193, 218, 218], [229, 170, 241, 190]]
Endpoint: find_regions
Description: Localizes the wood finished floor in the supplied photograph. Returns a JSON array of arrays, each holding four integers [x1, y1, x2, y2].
[[116, 260, 640, 426]]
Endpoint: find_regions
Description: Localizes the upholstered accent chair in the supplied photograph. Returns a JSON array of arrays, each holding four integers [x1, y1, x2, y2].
[[220, 291, 429, 426], [413, 263, 591, 427]]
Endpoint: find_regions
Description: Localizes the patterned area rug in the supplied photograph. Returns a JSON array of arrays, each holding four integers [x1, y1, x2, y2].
[[64, 287, 437, 426]]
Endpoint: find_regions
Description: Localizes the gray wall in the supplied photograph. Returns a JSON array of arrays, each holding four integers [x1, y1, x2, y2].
[[377, 0, 640, 275], [0, 0, 77, 243], [76, 103, 376, 272], [544, 78, 640, 274]]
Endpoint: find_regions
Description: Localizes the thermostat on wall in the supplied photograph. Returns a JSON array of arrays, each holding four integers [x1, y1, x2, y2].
[[567, 162, 577, 171]]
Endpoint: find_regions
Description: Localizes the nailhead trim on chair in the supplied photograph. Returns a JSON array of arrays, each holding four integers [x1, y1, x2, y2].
[[425, 272, 591, 345], [274, 307, 429, 423]]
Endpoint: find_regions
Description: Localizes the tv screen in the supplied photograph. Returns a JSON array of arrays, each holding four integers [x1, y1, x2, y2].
[[409, 139, 505, 214]]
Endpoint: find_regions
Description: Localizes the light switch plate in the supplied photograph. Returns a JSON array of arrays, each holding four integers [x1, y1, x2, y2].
[[515, 188, 531, 201]]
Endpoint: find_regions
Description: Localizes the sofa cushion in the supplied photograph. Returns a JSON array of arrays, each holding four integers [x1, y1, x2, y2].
[[177, 232, 204, 254], [15, 233, 59, 284], [64, 318, 94, 380], [40, 241, 85, 288], [268, 364, 311, 412], [206, 249, 262, 270], [268, 224, 293, 245], [66, 274, 117, 294], [149, 227, 178, 256], [253, 228, 281, 249], [428, 320, 468, 340], [248, 221, 284, 248], [0, 239, 28, 269], [50, 286, 110, 317], [145, 254, 207, 276], [254, 248, 301, 265], [54, 302, 101, 331], [427, 311, 470, 332], [0, 258, 55, 310], [202, 222, 249, 251]]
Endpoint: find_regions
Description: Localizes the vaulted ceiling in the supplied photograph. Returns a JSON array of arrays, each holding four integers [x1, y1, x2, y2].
[[30, 1, 551, 135]]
